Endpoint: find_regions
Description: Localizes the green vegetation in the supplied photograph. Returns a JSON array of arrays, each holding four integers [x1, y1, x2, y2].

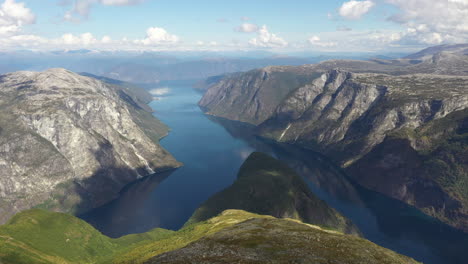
[[389, 109, 468, 203], [186, 152, 359, 235], [0, 209, 419, 264], [149, 214, 420, 264], [0, 209, 174, 264]]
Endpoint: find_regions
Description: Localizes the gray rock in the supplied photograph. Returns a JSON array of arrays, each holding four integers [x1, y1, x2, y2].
[[0, 68, 181, 223]]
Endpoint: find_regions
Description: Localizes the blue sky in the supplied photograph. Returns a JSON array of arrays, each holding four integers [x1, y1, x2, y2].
[[0, 0, 466, 52]]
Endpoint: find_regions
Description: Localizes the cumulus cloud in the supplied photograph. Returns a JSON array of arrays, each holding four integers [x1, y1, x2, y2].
[[63, 0, 145, 21], [134, 27, 179, 46], [59, 32, 97, 45], [386, 0, 468, 45], [235, 23, 259, 33], [249, 25, 287, 48], [308, 36, 338, 48], [338, 0, 375, 20], [0, 0, 36, 35]]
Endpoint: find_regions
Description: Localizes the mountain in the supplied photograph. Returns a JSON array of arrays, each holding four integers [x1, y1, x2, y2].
[[187, 152, 360, 235], [0, 68, 181, 224], [404, 44, 468, 60], [103, 57, 319, 83], [0, 210, 419, 264], [198, 44, 468, 232]]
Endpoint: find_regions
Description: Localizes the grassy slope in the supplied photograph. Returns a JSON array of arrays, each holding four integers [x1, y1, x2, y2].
[[0, 209, 173, 264], [186, 152, 358, 235], [148, 215, 419, 264], [0, 209, 419, 264]]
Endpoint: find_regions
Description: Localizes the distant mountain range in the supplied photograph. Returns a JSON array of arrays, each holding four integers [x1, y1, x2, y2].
[[0, 49, 410, 83]]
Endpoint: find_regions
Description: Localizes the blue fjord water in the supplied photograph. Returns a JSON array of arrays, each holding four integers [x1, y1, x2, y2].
[[81, 80, 468, 264]]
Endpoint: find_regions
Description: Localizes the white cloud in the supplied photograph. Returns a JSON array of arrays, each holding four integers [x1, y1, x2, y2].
[[100, 0, 144, 5], [101, 35, 111, 43], [235, 23, 259, 33], [63, 0, 145, 21], [386, 0, 468, 45], [308, 36, 338, 48], [0, 0, 36, 35], [338, 0, 375, 20], [59, 32, 97, 45], [249, 25, 287, 48], [134, 27, 179, 46]]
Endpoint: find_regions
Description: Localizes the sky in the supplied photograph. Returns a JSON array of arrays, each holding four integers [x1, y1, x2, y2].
[[0, 0, 467, 52]]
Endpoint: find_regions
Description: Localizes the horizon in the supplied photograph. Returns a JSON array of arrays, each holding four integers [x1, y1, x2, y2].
[[0, 0, 466, 53]]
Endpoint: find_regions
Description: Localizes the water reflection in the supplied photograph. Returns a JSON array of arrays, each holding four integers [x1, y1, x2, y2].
[[80, 170, 174, 238], [208, 115, 468, 264], [81, 80, 468, 264]]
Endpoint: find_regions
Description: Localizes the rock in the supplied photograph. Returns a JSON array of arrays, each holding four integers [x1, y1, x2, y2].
[[0, 68, 181, 224], [197, 45, 468, 231]]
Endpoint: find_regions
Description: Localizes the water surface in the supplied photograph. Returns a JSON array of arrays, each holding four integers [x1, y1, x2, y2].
[[82, 80, 468, 264]]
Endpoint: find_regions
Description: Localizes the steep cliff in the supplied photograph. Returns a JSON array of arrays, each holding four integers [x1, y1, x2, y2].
[[198, 46, 468, 231], [0, 68, 181, 224], [186, 152, 360, 235], [199, 66, 320, 125]]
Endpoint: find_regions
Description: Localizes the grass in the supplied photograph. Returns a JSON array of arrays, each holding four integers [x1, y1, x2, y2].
[[0, 208, 420, 264]]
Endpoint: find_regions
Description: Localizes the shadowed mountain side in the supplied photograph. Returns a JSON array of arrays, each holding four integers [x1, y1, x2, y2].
[[186, 152, 360, 235], [198, 52, 468, 232], [80, 170, 175, 238], [0, 68, 181, 224], [33, 142, 177, 217], [205, 115, 468, 264]]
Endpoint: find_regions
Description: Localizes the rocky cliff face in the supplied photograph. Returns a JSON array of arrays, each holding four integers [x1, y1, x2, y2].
[[0, 68, 181, 224], [198, 46, 468, 231], [199, 66, 319, 125]]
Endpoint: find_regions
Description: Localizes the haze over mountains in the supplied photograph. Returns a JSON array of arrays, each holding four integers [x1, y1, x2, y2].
[[0, 49, 407, 84]]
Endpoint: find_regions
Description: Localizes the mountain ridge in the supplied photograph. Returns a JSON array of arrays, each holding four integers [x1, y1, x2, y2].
[[198, 44, 468, 232]]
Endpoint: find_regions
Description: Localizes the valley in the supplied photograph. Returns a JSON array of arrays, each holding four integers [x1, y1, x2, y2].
[[199, 44, 468, 233], [0, 44, 467, 264]]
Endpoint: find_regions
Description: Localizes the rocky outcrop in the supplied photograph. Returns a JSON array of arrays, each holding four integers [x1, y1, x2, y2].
[[259, 72, 468, 166], [198, 47, 468, 231], [199, 66, 319, 125], [0, 68, 181, 224]]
